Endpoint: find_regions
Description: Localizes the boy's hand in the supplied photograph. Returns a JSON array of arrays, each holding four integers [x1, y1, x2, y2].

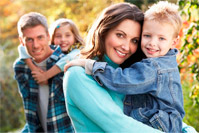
[[32, 71, 48, 84], [64, 59, 87, 72]]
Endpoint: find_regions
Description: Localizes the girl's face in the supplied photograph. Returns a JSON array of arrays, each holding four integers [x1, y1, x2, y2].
[[53, 24, 76, 52], [105, 19, 141, 64]]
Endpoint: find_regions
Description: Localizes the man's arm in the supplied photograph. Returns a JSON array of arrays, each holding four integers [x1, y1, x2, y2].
[[13, 60, 31, 97]]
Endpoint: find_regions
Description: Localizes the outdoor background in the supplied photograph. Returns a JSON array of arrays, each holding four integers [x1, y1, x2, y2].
[[0, 0, 198, 132]]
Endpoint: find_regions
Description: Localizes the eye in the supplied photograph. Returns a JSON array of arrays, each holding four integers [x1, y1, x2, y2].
[[116, 33, 124, 38], [25, 38, 33, 43], [38, 35, 44, 40], [131, 38, 139, 45], [143, 34, 151, 38], [159, 37, 165, 41], [55, 35, 61, 38], [65, 34, 71, 37]]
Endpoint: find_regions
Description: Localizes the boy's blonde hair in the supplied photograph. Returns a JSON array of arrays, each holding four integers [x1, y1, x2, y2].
[[145, 1, 182, 37], [49, 18, 84, 45]]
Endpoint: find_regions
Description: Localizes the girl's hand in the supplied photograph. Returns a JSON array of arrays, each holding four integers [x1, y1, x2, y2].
[[32, 71, 48, 84], [64, 59, 87, 72]]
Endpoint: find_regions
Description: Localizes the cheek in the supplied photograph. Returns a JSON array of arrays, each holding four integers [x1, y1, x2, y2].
[[70, 37, 76, 45], [53, 38, 60, 45], [130, 45, 138, 54]]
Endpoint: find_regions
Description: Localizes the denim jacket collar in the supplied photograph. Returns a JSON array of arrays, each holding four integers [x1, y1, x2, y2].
[[166, 48, 178, 56]]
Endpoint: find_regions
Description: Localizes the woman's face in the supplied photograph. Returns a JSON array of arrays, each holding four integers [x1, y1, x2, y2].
[[105, 19, 141, 64], [53, 24, 76, 52]]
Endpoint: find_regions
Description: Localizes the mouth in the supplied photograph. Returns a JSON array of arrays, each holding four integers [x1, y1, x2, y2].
[[146, 48, 159, 54], [115, 49, 127, 57], [60, 43, 71, 48], [33, 49, 43, 55]]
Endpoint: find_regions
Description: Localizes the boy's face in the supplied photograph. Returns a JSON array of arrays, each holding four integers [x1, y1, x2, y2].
[[19, 25, 52, 63], [141, 20, 177, 58]]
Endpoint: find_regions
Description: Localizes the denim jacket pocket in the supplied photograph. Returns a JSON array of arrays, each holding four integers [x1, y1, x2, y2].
[[149, 111, 166, 132], [130, 108, 149, 123]]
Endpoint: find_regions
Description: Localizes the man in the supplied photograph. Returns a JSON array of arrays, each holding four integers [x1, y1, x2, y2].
[[13, 12, 73, 132]]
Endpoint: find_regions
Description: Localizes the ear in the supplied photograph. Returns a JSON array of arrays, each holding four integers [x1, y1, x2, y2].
[[19, 36, 25, 46], [171, 35, 180, 49], [47, 33, 50, 44]]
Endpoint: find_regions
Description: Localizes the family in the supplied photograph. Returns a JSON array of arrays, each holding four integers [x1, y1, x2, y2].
[[13, 1, 196, 133]]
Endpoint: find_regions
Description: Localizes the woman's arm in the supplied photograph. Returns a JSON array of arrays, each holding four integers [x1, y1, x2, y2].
[[63, 66, 161, 132]]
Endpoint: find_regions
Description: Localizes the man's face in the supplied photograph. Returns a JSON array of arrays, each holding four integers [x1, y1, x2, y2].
[[19, 25, 52, 63]]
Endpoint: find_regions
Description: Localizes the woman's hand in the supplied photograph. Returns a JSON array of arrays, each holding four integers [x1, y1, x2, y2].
[[64, 59, 87, 72]]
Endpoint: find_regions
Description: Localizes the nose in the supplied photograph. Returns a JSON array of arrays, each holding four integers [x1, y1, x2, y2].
[[149, 38, 157, 47], [121, 40, 130, 51], [61, 36, 67, 42], [33, 39, 40, 49]]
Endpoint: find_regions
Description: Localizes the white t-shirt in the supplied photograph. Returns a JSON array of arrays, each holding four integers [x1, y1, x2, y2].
[[34, 58, 49, 132]]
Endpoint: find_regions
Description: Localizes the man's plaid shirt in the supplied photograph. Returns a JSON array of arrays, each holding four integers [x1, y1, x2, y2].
[[13, 46, 73, 132]]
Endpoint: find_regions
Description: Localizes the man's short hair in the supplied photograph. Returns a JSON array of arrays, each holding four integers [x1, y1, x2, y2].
[[17, 12, 48, 37]]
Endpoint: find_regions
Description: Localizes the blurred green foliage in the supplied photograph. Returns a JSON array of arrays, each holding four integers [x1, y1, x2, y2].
[[177, 0, 199, 131]]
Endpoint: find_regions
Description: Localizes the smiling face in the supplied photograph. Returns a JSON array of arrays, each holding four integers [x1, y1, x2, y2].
[[105, 19, 141, 64], [19, 25, 52, 63], [141, 20, 177, 58], [53, 24, 76, 52]]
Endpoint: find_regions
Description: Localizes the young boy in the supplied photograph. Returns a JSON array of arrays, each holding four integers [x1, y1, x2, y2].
[[64, 1, 185, 132]]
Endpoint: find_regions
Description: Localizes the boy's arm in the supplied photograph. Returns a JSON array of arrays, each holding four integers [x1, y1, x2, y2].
[[91, 61, 158, 95]]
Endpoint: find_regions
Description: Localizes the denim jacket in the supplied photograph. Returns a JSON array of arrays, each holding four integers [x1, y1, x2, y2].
[[92, 49, 185, 132]]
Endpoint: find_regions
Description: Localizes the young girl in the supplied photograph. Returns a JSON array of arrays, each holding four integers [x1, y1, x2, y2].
[[18, 18, 84, 83]]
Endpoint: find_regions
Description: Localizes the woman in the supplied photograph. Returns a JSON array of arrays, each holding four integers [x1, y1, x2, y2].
[[63, 2, 161, 132]]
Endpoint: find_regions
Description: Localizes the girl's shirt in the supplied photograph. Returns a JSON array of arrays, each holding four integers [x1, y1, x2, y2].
[[18, 44, 31, 59], [63, 55, 161, 132], [56, 49, 80, 71]]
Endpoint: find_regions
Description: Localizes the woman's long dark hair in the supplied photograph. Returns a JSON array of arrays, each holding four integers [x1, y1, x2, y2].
[[81, 2, 144, 64]]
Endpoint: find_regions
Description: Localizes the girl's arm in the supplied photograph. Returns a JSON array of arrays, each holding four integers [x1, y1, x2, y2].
[[32, 65, 61, 84], [32, 49, 80, 83], [18, 44, 47, 84], [25, 58, 41, 72]]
